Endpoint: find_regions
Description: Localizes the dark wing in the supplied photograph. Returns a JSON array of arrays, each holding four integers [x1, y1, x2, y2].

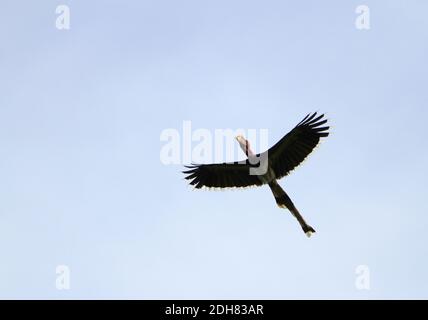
[[261, 112, 329, 180], [183, 161, 264, 189]]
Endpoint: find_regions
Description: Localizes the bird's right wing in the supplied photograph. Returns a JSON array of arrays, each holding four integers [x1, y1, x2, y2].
[[183, 162, 264, 189]]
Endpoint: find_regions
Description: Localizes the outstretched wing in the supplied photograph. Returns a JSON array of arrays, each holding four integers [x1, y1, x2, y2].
[[262, 112, 329, 180], [183, 161, 264, 189]]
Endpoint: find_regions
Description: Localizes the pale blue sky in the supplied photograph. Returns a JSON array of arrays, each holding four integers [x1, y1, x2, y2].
[[1, 1, 427, 299]]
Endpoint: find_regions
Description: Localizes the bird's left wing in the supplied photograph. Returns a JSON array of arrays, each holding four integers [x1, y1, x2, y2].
[[183, 162, 264, 189], [261, 112, 329, 180]]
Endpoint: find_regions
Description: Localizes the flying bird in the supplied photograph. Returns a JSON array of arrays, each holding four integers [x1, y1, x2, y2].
[[183, 112, 329, 237]]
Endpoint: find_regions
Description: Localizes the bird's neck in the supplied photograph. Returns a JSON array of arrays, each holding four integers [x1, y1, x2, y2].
[[240, 141, 256, 158]]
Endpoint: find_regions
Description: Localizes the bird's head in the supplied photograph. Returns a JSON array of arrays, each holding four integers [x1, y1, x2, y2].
[[235, 135, 254, 157], [235, 134, 248, 146]]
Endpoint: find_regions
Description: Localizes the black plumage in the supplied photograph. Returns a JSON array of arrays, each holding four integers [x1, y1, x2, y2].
[[183, 112, 329, 237]]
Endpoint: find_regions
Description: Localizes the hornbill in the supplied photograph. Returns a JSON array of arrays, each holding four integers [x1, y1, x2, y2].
[[183, 112, 329, 237]]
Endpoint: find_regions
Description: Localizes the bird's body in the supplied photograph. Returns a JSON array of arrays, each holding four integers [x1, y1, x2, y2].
[[183, 112, 329, 237]]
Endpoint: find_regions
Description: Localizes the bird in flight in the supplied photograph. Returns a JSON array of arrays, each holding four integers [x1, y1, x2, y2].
[[183, 112, 329, 237]]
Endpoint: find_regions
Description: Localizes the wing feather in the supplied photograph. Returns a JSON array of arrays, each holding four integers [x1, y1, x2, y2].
[[260, 112, 329, 179], [183, 112, 329, 187], [183, 161, 264, 189]]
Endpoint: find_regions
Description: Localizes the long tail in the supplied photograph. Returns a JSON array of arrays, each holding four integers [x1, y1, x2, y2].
[[268, 180, 315, 237]]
